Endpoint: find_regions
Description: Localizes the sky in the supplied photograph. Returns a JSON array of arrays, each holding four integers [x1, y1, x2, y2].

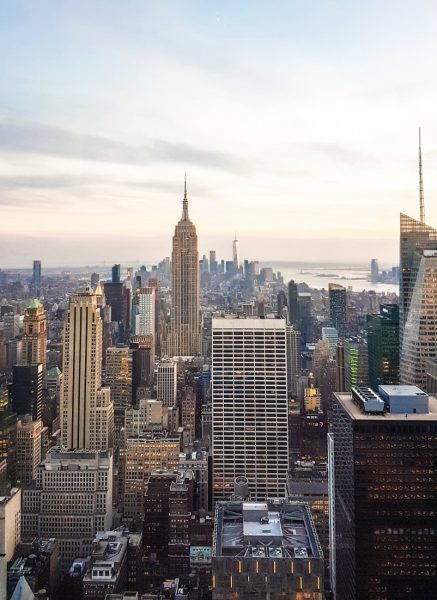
[[1, 0, 437, 267]]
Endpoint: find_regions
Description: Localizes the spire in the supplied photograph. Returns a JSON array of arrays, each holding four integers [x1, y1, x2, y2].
[[182, 173, 189, 220], [419, 127, 425, 224]]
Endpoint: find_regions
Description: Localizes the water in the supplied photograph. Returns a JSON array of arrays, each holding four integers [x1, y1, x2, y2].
[[263, 262, 399, 294]]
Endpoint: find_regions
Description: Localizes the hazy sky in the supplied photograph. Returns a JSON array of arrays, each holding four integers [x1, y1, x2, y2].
[[1, 0, 437, 267]]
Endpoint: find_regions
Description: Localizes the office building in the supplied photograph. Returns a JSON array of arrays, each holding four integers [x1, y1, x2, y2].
[[132, 287, 155, 337], [123, 434, 179, 519], [61, 287, 113, 450], [32, 260, 41, 297], [180, 386, 196, 441], [83, 530, 128, 599], [179, 447, 209, 511], [322, 326, 338, 356], [329, 283, 347, 337], [288, 281, 299, 327], [168, 470, 194, 577], [370, 258, 379, 282], [21, 299, 47, 371], [168, 180, 201, 357], [157, 359, 177, 407], [330, 386, 437, 599], [0, 376, 17, 483], [3, 313, 20, 342], [10, 364, 43, 421], [212, 500, 323, 599], [212, 317, 288, 501], [232, 233, 240, 271], [367, 304, 399, 391], [401, 247, 437, 389], [298, 293, 313, 345], [344, 337, 368, 391], [209, 250, 218, 275], [105, 347, 132, 408], [124, 398, 164, 438], [16, 416, 43, 485], [286, 325, 301, 398], [21, 448, 113, 572]]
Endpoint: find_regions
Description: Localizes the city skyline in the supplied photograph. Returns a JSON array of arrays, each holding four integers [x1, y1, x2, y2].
[[2, 2, 437, 266]]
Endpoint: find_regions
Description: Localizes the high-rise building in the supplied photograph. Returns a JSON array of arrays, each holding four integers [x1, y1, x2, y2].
[[344, 337, 368, 391], [286, 325, 301, 397], [232, 233, 240, 271], [180, 385, 196, 441], [401, 247, 437, 390], [132, 287, 155, 337], [212, 317, 288, 501], [330, 386, 437, 599], [123, 433, 180, 520], [21, 448, 113, 573], [112, 264, 121, 284], [0, 487, 21, 565], [370, 258, 379, 282], [399, 212, 437, 355], [336, 340, 346, 393], [287, 280, 299, 327], [61, 287, 113, 450], [329, 283, 347, 337], [16, 416, 43, 485], [322, 326, 338, 356], [0, 376, 17, 484], [82, 530, 129, 599], [212, 500, 324, 599], [168, 180, 201, 357], [21, 299, 47, 371], [367, 304, 399, 391], [209, 250, 218, 275], [32, 260, 41, 297], [105, 347, 132, 408], [156, 359, 177, 407], [10, 364, 43, 421]]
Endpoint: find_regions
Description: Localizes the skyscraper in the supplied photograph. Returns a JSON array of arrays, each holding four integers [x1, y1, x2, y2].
[[232, 233, 240, 271], [330, 386, 437, 599], [132, 287, 156, 337], [212, 317, 288, 501], [10, 364, 43, 421], [370, 258, 379, 282], [61, 287, 113, 450], [32, 260, 41, 297], [157, 359, 178, 407], [367, 304, 399, 391], [329, 283, 347, 337], [21, 299, 47, 371], [286, 325, 301, 397], [288, 280, 299, 327], [168, 180, 201, 357]]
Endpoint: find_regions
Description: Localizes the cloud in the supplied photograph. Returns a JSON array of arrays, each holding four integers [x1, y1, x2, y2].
[[0, 174, 100, 189], [0, 121, 244, 172], [303, 142, 378, 167]]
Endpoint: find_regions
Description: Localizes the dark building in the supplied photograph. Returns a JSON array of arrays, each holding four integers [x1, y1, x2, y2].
[[112, 263, 121, 283], [8, 538, 61, 599], [329, 283, 347, 337], [168, 471, 194, 577], [330, 386, 437, 600], [10, 364, 43, 421], [104, 282, 123, 322], [298, 293, 313, 346], [367, 304, 399, 392], [288, 280, 299, 326], [33, 260, 42, 296], [0, 375, 17, 484], [277, 290, 287, 317]]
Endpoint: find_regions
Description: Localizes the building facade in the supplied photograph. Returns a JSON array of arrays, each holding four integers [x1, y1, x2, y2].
[[212, 317, 288, 501]]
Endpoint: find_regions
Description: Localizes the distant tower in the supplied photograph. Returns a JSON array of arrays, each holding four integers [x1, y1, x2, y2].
[[168, 178, 201, 356], [329, 283, 347, 337], [370, 258, 379, 283], [232, 233, 240, 271], [32, 260, 41, 297], [21, 299, 47, 371]]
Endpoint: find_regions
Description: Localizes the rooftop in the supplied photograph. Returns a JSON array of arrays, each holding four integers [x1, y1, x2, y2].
[[214, 500, 322, 560], [336, 391, 437, 421]]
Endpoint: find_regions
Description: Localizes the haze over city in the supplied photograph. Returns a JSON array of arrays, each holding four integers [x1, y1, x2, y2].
[[2, 1, 437, 266]]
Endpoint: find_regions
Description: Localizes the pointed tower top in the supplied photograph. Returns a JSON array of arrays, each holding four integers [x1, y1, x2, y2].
[[182, 174, 189, 220], [419, 127, 425, 224]]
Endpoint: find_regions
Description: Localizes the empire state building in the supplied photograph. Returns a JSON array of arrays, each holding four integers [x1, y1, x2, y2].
[[168, 180, 201, 356]]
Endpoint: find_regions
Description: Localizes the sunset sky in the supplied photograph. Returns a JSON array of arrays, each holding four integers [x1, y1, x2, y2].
[[1, 1, 437, 267]]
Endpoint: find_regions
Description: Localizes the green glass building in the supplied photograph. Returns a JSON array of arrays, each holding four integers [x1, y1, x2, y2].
[[367, 304, 399, 392]]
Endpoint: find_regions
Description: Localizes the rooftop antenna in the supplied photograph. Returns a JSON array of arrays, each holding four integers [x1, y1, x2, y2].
[[419, 127, 425, 224]]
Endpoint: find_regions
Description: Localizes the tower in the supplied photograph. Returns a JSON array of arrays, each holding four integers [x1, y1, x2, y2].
[[32, 260, 41, 297], [232, 233, 240, 272], [329, 283, 347, 337], [212, 317, 288, 502], [61, 287, 113, 450], [21, 299, 47, 371], [168, 179, 201, 357]]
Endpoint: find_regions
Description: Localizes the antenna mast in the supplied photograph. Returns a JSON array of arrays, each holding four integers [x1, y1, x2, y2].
[[419, 127, 425, 224]]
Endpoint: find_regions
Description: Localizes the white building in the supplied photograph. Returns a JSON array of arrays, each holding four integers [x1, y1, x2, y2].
[[157, 359, 177, 407], [0, 488, 21, 600], [21, 448, 113, 572], [16, 416, 43, 485], [212, 317, 289, 502], [133, 287, 155, 337], [286, 325, 301, 397]]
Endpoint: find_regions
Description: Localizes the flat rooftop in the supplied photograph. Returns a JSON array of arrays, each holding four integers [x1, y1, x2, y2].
[[335, 392, 437, 421], [379, 384, 427, 397], [212, 317, 286, 329], [214, 500, 322, 560]]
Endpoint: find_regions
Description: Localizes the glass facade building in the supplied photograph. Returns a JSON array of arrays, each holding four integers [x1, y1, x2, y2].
[[330, 389, 437, 600], [329, 283, 347, 338], [367, 304, 399, 392]]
